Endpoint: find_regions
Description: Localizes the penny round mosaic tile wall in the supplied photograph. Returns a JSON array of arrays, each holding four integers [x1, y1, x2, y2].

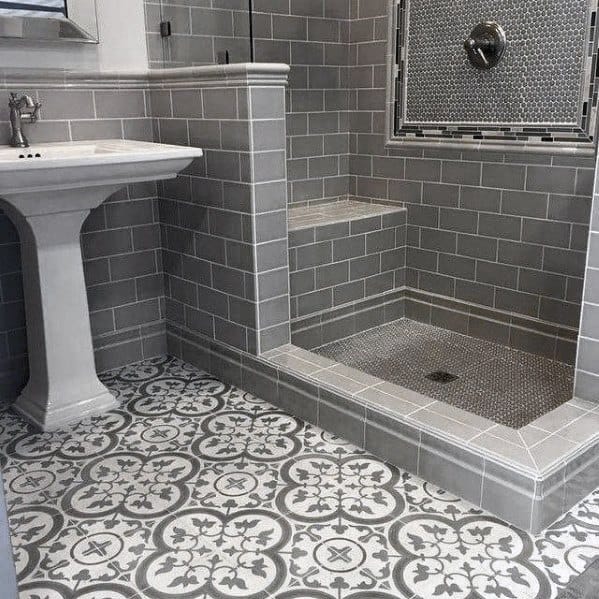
[[405, 0, 588, 125], [392, 0, 599, 147]]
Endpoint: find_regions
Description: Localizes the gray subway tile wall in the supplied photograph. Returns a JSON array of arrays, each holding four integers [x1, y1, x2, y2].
[[154, 82, 291, 356], [0, 85, 163, 401], [144, 1, 593, 343], [0, 1, 596, 402], [289, 206, 406, 319], [575, 179, 599, 401], [346, 0, 593, 334], [252, 0, 352, 207], [0, 68, 292, 403]]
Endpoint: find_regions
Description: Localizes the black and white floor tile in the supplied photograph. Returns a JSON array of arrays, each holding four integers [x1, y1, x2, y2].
[[0, 356, 597, 598]]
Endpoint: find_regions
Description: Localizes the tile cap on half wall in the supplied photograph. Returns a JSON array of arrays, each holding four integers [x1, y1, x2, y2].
[[0, 63, 291, 89]]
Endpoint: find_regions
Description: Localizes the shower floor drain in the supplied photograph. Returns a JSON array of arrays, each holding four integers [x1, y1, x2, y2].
[[426, 370, 459, 384], [314, 319, 575, 428]]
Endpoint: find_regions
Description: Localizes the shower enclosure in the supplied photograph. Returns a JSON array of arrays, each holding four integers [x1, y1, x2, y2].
[[145, 0, 254, 67], [143, 0, 599, 533]]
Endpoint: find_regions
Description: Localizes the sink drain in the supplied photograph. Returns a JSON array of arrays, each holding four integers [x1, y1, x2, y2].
[[426, 370, 458, 384]]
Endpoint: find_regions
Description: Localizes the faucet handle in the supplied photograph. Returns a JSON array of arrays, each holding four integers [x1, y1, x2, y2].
[[20, 100, 41, 125], [8, 92, 37, 109], [32, 100, 42, 120]]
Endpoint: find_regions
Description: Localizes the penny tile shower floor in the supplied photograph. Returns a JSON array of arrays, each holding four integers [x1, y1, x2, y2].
[[314, 319, 574, 428], [1, 356, 597, 599]]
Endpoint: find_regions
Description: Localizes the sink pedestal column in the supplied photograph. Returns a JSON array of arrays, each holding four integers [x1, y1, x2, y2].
[[1, 186, 121, 431]]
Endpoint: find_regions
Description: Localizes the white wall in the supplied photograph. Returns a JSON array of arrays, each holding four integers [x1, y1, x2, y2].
[[95, 0, 148, 71], [0, 0, 148, 72]]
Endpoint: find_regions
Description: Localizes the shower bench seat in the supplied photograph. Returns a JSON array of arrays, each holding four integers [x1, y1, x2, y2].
[[287, 199, 408, 328], [288, 198, 405, 232]]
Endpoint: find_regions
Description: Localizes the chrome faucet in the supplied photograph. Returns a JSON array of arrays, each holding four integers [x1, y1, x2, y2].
[[9, 93, 42, 148]]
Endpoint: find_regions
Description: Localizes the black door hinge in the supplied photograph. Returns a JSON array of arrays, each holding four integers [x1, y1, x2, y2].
[[160, 21, 172, 38]]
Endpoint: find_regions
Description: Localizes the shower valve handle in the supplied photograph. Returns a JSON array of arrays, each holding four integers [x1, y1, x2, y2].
[[464, 37, 491, 68], [464, 22, 507, 70]]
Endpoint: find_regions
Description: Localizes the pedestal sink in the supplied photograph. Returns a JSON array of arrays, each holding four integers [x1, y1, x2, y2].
[[0, 140, 203, 431]]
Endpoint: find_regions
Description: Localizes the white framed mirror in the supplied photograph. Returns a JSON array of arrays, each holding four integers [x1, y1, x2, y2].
[[0, 0, 98, 43]]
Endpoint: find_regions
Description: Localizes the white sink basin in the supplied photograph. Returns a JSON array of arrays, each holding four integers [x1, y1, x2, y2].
[[0, 139, 202, 431], [0, 139, 201, 200], [0, 139, 189, 163]]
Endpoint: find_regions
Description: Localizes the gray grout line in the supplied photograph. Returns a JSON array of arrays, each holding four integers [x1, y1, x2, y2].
[[519, 433, 541, 472]]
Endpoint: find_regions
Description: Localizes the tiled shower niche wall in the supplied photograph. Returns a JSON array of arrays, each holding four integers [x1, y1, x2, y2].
[[0, 81, 164, 402], [345, 0, 595, 358]]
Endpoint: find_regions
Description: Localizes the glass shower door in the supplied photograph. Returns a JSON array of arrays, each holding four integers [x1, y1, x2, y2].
[[146, 0, 253, 68]]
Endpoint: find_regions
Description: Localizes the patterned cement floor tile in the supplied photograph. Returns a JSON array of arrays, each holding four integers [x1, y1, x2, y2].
[[116, 413, 202, 454], [2, 457, 81, 511], [0, 356, 596, 599], [275, 452, 407, 525], [536, 491, 599, 589], [18, 582, 144, 599], [390, 513, 553, 599], [399, 475, 485, 519], [192, 411, 304, 464], [4, 410, 131, 463], [16, 513, 153, 591], [61, 451, 199, 520], [272, 519, 409, 598], [299, 425, 368, 457], [137, 507, 291, 599], [188, 459, 284, 513]]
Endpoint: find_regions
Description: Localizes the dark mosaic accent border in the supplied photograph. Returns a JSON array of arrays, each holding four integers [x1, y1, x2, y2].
[[389, 0, 599, 151], [165, 321, 599, 534]]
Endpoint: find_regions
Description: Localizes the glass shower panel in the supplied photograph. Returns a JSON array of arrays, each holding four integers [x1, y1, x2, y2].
[[146, 0, 253, 68]]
